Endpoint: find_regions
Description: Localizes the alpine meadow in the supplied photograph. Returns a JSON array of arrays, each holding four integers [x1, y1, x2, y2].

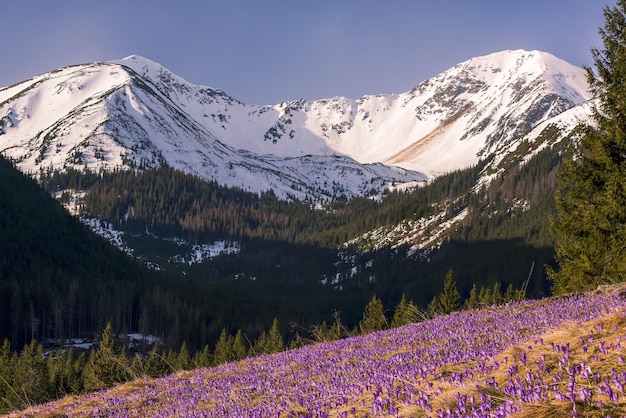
[[2, 2, 626, 417]]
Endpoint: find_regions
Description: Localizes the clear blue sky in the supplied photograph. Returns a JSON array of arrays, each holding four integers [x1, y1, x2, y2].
[[0, 1, 611, 105]]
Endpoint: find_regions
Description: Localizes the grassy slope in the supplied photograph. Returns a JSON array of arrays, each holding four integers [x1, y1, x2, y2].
[[10, 286, 626, 418]]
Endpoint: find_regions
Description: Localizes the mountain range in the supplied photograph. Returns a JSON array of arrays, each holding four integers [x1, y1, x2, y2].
[[0, 48, 597, 352], [0, 49, 591, 202]]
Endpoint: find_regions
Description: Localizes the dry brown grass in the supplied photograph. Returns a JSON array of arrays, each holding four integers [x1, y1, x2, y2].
[[442, 310, 626, 417]]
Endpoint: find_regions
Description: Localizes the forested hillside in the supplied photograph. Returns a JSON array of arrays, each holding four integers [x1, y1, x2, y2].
[[0, 155, 153, 347]]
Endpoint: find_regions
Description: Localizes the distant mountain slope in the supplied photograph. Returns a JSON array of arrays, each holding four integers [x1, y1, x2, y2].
[[0, 154, 153, 347], [0, 50, 591, 200]]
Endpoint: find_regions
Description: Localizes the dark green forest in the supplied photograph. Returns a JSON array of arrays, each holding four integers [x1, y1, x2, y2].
[[0, 155, 150, 347]]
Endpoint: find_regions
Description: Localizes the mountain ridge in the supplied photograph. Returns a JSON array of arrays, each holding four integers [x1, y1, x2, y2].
[[0, 49, 591, 201]]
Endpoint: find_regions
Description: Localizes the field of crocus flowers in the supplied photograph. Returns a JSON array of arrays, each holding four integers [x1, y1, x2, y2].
[[9, 286, 626, 417]]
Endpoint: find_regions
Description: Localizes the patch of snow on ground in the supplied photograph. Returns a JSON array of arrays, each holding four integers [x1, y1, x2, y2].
[[170, 241, 240, 265], [125, 333, 163, 347], [80, 217, 133, 256], [54, 189, 85, 216], [346, 206, 469, 254]]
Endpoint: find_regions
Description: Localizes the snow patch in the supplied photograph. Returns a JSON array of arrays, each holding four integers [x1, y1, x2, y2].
[[80, 217, 133, 256], [170, 241, 240, 265]]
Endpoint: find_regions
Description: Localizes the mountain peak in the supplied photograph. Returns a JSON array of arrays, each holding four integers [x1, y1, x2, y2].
[[111, 55, 180, 83], [114, 54, 165, 70]]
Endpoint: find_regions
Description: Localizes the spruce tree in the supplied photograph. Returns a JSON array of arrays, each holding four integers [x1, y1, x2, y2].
[[145, 344, 170, 378], [232, 330, 249, 361], [427, 296, 443, 318], [0, 339, 13, 412], [254, 318, 284, 354], [464, 283, 480, 309], [192, 344, 212, 369], [311, 320, 331, 342], [550, 0, 626, 293], [391, 294, 420, 327], [327, 311, 350, 340], [9, 341, 50, 409], [175, 342, 191, 371], [359, 295, 388, 334], [82, 323, 129, 391], [439, 270, 461, 314], [213, 329, 237, 365]]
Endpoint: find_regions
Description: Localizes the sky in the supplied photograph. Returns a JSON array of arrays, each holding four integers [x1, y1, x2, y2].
[[0, 1, 612, 105]]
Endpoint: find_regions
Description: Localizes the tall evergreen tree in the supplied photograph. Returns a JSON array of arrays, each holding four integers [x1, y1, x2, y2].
[[550, 0, 626, 293], [358, 295, 388, 334], [213, 328, 249, 365], [212, 329, 232, 366], [439, 270, 461, 314], [174, 342, 191, 371], [254, 318, 284, 354], [192, 344, 212, 369], [145, 344, 170, 378], [232, 330, 249, 361], [0, 339, 13, 410], [391, 294, 420, 327], [82, 323, 129, 391], [464, 283, 480, 309], [8, 341, 50, 410]]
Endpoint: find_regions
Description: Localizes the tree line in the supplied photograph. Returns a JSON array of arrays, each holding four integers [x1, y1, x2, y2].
[[40, 162, 483, 250]]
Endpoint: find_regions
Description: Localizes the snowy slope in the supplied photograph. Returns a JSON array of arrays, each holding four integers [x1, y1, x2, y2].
[[0, 49, 591, 200]]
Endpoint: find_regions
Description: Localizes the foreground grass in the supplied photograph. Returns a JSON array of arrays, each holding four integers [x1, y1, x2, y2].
[[7, 287, 626, 417]]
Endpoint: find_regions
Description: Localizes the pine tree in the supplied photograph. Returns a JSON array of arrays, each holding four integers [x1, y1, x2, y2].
[[327, 311, 350, 340], [254, 318, 284, 354], [503, 283, 517, 302], [232, 330, 249, 361], [550, 1, 626, 293], [213, 328, 234, 365], [192, 344, 212, 369], [311, 320, 331, 342], [47, 348, 76, 398], [359, 295, 388, 334], [391, 294, 420, 327], [145, 344, 170, 378], [9, 340, 50, 410], [175, 341, 191, 371], [479, 286, 492, 307], [464, 283, 480, 309], [427, 296, 443, 318], [491, 282, 502, 305], [439, 270, 461, 314], [82, 323, 129, 391], [0, 339, 13, 412], [165, 348, 179, 372]]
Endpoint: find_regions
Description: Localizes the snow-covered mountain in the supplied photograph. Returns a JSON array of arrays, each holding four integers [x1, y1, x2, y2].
[[0, 49, 591, 201]]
